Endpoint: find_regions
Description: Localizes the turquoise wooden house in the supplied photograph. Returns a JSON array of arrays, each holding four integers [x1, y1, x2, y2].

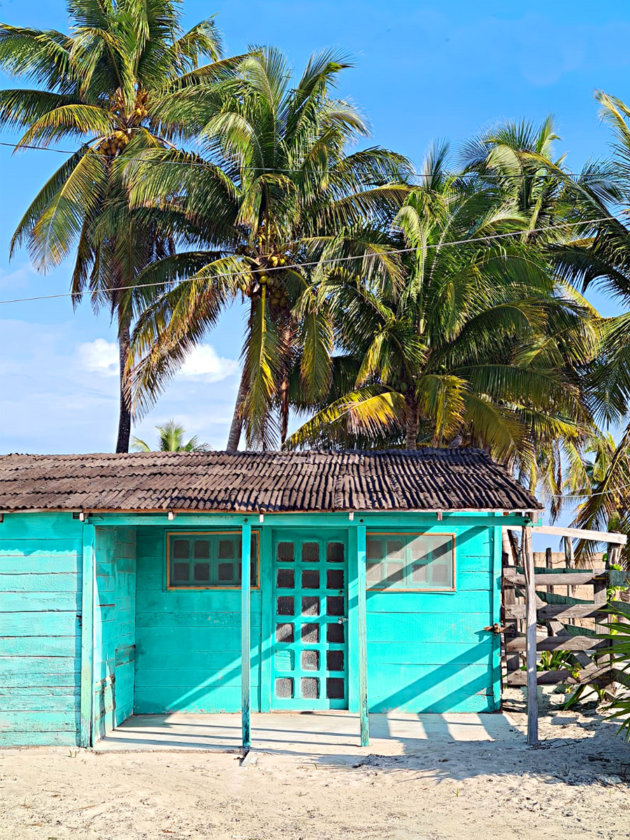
[[0, 449, 541, 748]]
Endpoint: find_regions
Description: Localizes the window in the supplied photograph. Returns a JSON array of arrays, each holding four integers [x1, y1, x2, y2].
[[366, 532, 455, 591], [167, 531, 259, 589]]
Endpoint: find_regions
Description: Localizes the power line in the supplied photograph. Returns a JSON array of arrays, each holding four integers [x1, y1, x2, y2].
[[0, 214, 617, 306], [0, 137, 622, 180]]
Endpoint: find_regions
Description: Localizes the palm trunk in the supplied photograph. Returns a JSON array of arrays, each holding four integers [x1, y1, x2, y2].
[[404, 389, 419, 450], [279, 320, 292, 447], [227, 367, 248, 451], [115, 318, 132, 453]]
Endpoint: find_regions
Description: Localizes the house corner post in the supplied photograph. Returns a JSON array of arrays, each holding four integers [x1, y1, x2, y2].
[[241, 521, 252, 751], [522, 524, 538, 746], [80, 522, 96, 748], [357, 523, 369, 747]]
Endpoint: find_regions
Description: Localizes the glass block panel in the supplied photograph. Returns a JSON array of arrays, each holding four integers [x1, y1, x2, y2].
[[193, 562, 210, 582], [302, 569, 319, 589], [326, 677, 345, 699], [301, 650, 319, 671], [172, 562, 189, 582], [193, 540, 210, 559], [275, 677, 293, 699], [327, 569, 344, 590], [301, 623, 319, 643], [218, 539, 235, 559], [277, 542, 294, 562], [218, 562, 235, 582], [326, 542, 344, 563], [327, 622, 344, 643], [302, 596, 319, 616], [277, 596, 295, 616], [277, 568, 295, 589], [327, 650, 344, 672], [301, 677, 319, 699], [276, 623, 294, 643], [326, 596, 344, 617], [172, 539, 189, 559], [302, 542, 319, 563]]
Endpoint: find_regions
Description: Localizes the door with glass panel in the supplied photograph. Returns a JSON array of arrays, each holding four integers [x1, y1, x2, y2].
[[271, 531, 348, 709]]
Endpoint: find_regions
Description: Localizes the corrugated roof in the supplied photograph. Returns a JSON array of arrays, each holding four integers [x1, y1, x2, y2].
[[0, 449, 541, 513]]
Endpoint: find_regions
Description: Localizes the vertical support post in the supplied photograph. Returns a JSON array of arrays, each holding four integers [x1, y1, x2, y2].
[[241, 520, 252, 751], [357, 523, 369, 747], [80, 523, 95, 748], [522, 525, 538, 747]]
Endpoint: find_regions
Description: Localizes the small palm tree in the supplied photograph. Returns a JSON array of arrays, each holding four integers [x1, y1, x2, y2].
[[131, 420, 210, 452], [0, 0, 238, 451], [123, 47, 411, 450]]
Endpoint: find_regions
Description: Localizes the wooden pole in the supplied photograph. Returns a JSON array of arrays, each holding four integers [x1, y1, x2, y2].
[[357, 524, 369, 747], [80, 523, 95, 748], [241, 521, 252, 751], [522, 525, 538, 746]]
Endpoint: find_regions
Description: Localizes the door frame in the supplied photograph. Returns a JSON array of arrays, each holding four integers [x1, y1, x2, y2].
[[262, 526, 351, 711]]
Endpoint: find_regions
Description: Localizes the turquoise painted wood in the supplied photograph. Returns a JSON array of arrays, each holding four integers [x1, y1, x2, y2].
[[356, 524, 369, 746], [0, 513, 83, 747], [0, 509, 510, 745], [241, 521, 251, 750], [92, 527, 136, 740], [364, 523, 502, 713], [133, 526, 262, 714], [80, 523, 95, 747]]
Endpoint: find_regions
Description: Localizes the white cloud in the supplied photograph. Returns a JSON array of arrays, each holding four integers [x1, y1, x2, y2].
[[180, 344, 239, 382], [78, 338, 238, 384], [78, 338, 119, 377]]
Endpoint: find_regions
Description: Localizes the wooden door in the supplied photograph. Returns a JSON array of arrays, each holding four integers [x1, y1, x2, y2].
[[270, 531, 348, 709]]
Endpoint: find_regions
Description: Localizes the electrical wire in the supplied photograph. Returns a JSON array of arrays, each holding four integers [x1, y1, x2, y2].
[[0, 137, 623, 180], [0, 214, 618, 306]]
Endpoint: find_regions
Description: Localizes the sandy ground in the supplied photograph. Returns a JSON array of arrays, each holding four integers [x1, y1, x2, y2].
[[1, 698, 629, 840]]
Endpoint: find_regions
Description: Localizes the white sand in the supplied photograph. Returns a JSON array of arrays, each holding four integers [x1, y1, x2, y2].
[[1, 700, 628, 839]]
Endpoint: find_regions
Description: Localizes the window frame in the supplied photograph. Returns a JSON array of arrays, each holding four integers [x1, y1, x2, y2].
[[165, 530, 261, 591], [365, 531, 456, 593]]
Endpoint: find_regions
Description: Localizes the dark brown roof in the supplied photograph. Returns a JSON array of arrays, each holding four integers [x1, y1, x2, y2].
[[0, 449, 541, 513]]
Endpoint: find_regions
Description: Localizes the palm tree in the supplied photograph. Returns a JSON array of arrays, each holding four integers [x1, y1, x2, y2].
[[132, 420, 210, 452], [0, 0, 238, 451], [287, 145, 600, 488], [122, 47, 411, 449], [553, 92, 630, 542]]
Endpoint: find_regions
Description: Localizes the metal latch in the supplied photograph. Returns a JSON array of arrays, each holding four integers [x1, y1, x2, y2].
[[484, 623, 504, 634]]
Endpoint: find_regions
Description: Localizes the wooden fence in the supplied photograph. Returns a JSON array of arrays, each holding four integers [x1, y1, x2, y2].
[[502, 563, 619, 691]]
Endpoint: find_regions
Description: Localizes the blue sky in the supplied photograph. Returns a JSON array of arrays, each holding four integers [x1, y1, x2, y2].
[[0, 0, 628, 455]]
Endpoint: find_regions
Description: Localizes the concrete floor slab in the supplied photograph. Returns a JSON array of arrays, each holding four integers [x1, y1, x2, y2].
[[94, 711, 523, 756]]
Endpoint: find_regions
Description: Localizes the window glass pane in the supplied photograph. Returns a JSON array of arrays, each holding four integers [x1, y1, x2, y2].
[[302, 542, 319, 562], [301, 650, 319, 671], [327, 569, 344, 590], [301, 677, 319, 699], [173, 539, 189, 559], [277, 569, 294, 589], [218, 562, 235, 582], [302, 596, 319, 616], [218, 539, 235, 559], [302, 569, 319, 589], [327, 622, 344, 643], [301, 623, 319, 643], [277, 542, 294, 562], [173, 562, 189, 582], [194, 540, 210, 559], [366, 533, 454, 591], [193, 563, 210, 582], [275, 677, 293, 698], [326, 542, 344, 563]]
